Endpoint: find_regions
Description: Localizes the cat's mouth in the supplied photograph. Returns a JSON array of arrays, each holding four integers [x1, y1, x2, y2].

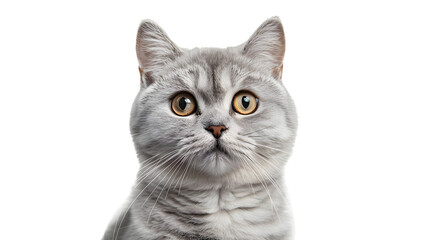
[[207, 140, 229, 156]]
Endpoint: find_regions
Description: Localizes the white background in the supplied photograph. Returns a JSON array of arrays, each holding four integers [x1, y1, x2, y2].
[[0, 0, 428, 239]]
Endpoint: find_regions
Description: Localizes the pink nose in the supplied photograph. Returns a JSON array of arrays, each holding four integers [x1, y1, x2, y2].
[[207, 125, 226, 139]]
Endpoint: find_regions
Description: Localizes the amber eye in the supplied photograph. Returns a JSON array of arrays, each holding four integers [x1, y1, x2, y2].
[[171, 92, 197, 116], [232, 91, 259, 115]]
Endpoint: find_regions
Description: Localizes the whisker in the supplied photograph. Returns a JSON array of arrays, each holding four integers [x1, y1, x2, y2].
[[174, 146, 195, 192], [112, 152, 172, 240], [136, 150, 177, 177], [164, 155, 187, 199], [238, 164, 256, 195], [246, 153, 287, 200], [134, 152, 172, 181], [237, 137, 289, 154], [240, 154, 281, 221], [134, 151, 180, 188], [239, 125, 274, 136], [177, 158, 192, 195], [232, 144, 287, 200], [146, 156, 184, 223], [113, 154, 180, 240]]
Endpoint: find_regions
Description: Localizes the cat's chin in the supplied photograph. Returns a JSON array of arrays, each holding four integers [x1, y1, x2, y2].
[[205, 148, 229, 160], [193, 147, 236, 177]]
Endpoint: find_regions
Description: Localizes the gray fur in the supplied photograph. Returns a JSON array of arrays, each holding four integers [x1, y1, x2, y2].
[[103, 17, 297, 240]]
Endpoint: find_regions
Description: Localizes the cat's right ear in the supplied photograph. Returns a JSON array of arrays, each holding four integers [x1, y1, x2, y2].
[[136, 20, 182, 87]]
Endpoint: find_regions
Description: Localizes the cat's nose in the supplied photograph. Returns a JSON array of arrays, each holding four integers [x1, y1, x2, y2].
[[206, 125, 227, 139]]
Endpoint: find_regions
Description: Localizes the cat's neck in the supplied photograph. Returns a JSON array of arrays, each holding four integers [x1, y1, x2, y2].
[[129, 176, 290, 239]]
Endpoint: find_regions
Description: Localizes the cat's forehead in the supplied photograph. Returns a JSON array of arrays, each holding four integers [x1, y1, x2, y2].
[[159, 48, 267, 102]]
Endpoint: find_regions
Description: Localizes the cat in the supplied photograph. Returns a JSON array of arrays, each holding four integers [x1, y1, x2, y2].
[[102, 17, 298, 240]]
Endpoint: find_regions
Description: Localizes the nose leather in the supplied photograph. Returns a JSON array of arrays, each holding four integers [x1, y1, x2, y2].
[[207, 125, 226, 139]]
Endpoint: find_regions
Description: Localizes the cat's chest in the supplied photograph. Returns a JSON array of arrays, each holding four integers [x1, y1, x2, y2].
[[162, 186, 285, 239]]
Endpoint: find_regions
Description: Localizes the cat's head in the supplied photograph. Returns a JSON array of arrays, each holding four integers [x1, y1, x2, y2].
[[130, 17, 297, 184]]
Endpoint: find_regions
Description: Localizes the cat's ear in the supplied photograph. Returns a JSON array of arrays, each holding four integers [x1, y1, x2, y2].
[[241, 17, 285, 80], [136, 20, 182, 86]]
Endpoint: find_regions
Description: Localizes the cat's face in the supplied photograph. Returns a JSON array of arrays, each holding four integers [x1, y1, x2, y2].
[[131, 18, 297, 180]]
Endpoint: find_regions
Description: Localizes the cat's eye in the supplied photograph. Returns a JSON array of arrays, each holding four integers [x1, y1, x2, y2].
[[232, 91, 259, 115], [171, 92, 197, 116]]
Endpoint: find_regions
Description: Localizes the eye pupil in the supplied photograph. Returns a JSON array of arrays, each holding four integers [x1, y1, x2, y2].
[[232, 91, 258, 115], [242, 96, 250, 108], [172, 92, 196, 116], [179, 97, 188, 110]]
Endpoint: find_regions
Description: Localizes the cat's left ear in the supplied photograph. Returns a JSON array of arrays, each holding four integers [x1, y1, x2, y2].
[[136, 20, 182, 87], [241, 17, 285, 80]]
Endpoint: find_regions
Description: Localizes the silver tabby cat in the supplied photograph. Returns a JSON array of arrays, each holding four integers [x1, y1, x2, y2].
[[103, 17, 298, 240]]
